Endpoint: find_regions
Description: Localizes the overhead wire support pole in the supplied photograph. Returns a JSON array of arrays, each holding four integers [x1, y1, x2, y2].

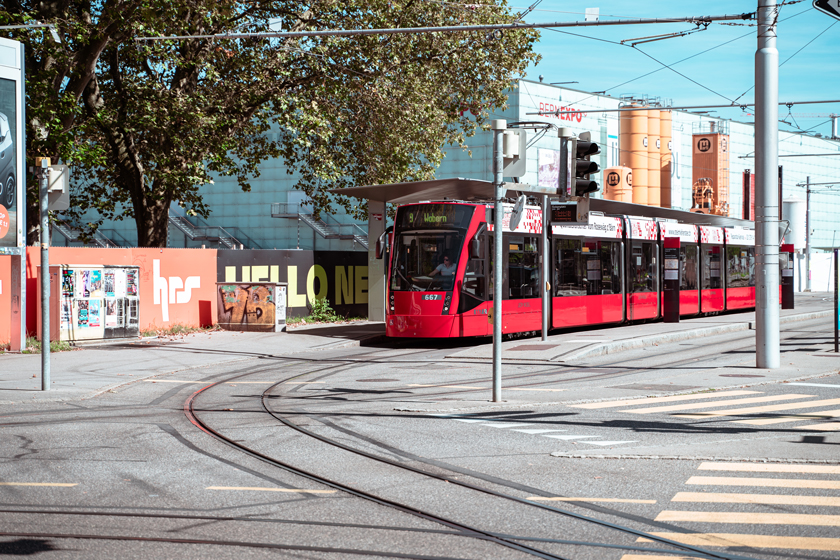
[[755, 0, 780, 369], [37, 159, 50, 390], [492, 120, 506, 403], [133, 13, 755, 42], [806, 176, 811, 292]]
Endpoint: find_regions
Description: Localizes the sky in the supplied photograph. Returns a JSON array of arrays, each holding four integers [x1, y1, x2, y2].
[[516, 1, 840, 137]]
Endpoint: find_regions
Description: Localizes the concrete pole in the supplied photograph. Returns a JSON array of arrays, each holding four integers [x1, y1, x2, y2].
[[541, 194, 550, 341], [38, 159, 50, 389], [367, 199, 386, 322], [492, 120, 506, 402], [805, 176, 811, 291], [755, 0, 780, 369]]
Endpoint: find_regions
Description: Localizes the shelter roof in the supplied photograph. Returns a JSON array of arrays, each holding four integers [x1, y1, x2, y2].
[[331, 178, 755, 229]]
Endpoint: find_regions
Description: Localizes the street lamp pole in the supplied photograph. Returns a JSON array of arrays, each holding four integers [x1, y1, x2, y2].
[[805, 176, 811, 291], [491, 120, 506, 402], [754, 0, 780, 369]]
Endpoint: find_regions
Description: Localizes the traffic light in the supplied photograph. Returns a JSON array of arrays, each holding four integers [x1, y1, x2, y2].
[[574, 131, 600, 197]]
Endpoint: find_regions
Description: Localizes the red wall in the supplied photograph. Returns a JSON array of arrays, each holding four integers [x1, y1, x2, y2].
[[23, 247, 218, 336], [0, 255, 11, 344]]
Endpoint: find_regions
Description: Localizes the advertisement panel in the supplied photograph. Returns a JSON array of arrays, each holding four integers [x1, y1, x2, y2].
[[0, 38, 23, 250]]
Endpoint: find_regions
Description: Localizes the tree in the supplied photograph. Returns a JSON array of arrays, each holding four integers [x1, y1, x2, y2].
[[2, 0, 539, 247]]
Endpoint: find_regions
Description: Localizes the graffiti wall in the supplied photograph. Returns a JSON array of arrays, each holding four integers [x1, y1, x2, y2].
[[217, 283, 282, 332], [217, 250, 368, 319]]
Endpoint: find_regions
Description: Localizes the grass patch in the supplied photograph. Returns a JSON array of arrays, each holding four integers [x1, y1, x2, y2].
[[286, 299, 366, 328], [19, 337, 75, 354], [140, 323, 220, 338]]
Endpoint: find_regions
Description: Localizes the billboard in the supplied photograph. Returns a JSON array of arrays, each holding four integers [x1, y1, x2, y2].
[[0, 38, 23, 250]]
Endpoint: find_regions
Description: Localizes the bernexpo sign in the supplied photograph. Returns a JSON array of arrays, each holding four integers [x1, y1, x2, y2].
[[0, 38, 23, 250]]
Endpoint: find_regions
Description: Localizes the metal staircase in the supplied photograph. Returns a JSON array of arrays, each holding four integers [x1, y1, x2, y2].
[[53, 223, 125, 248], [271, 203, 368, 249], [168, 214, 261, 249]]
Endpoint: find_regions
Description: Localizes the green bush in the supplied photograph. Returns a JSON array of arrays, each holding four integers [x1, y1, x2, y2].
[[308, 298, 339, 322]]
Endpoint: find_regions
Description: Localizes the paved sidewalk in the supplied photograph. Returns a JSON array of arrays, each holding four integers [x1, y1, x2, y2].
[[0, 322, 385, 404], [447, 292, 835, 362], [0, 293, 835, 405]]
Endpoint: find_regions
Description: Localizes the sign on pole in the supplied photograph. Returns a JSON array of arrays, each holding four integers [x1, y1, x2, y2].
[[813, 0, 840, 21]]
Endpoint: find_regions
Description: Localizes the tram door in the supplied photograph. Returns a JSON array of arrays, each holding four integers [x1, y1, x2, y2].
[[627, 240, 659, 321]]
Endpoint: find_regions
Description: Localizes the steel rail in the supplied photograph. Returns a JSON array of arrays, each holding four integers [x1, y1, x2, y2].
[[260, 381, 757, 560], [135, 13, 754, 42], [185, 380, 571, 560]]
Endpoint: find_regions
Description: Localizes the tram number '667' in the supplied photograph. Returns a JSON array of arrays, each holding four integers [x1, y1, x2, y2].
[[423, 294, 442, 301]]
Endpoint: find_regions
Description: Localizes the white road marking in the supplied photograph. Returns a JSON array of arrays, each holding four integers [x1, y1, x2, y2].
[[542, 435, 600, 440], [787, 383, 840, 388], [579, 440, 638, 446]]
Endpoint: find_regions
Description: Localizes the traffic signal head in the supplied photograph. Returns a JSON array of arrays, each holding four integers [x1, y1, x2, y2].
[[574, 132, 600, 197]]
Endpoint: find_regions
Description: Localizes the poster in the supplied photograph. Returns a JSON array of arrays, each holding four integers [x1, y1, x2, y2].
[[77, 300, 89, 328], [76, 270, 88, 298], [61, 270, 74, 298], [60, 300, 72, 331], [538, 149, 560, 189], [104, 271, 115, 297], [88, 299, 102, 327], [0, 77, 19, 248], [105, 299, 119, 327], [114, 269, 126, 297], [126, 269, 138, 295], [89, 270, 103, 296]]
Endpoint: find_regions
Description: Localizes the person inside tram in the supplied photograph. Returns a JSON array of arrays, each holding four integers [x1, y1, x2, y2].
[[430, 252, 457, 277]]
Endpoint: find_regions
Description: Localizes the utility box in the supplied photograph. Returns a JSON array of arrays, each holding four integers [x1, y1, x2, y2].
[[216, 282, 287, 332], [38, 265, 140, 342]]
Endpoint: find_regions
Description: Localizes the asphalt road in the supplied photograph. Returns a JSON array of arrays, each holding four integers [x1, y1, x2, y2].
[[1, 315, 838, 559]]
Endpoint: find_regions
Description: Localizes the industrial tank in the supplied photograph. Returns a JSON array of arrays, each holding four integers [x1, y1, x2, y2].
[[647, 109, 661, 206], [660, 110, 672, 208], [619, 103, 648, 205], [782, 197, 806, 250], [603, 166, 633, 203]]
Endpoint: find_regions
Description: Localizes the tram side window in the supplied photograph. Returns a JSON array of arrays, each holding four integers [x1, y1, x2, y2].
[[726, 245, 755, 288], [680, 245, 698, 290], [507, 236, 540, 298], [554, 238, 584, 296], [600, 241, 622, 295], [701, 246, 722, 289], [460, 233, 487, 311], [629, 242, 656, 293], [554, 239, 621, 296]]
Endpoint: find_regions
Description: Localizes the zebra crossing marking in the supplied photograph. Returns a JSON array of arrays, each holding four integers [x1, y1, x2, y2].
[[656, 510, 840, 526], [622, 393, 814, 415], [733, 408, 840, 425], [797, 421, 840, 431], [686, 476, 840, 490], [571, 390, 759, 409], [673, 491, 840, 506], [675, 397, 840, 419], [698, 462, 840, 474], [637, 533, 840, 551]]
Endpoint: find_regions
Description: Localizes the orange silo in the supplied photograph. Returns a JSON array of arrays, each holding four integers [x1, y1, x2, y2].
[[647, 108, 661, 206], [660, 110, 672, 208], [619, 103, 648, 205], [603, 166, 633, 203]]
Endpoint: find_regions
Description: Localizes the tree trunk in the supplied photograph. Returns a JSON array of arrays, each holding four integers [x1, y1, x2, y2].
[[134, 197, 170, 247]]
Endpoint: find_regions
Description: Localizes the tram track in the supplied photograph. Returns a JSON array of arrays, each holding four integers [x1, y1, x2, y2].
[[179, 358, 761, 560]]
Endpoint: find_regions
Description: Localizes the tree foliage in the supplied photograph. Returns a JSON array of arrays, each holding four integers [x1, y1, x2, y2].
[[2, 0, 539, 247]]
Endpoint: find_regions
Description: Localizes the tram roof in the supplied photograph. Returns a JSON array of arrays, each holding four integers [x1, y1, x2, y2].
[[332, 178, 754, 229]]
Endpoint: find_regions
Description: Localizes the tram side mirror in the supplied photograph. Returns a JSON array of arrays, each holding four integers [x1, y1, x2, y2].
[[469, 238, 482, 259], [375, 231, 388, 260]]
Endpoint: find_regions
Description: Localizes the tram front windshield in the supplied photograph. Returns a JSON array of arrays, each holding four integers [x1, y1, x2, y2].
[[390, 230, 465, 292]]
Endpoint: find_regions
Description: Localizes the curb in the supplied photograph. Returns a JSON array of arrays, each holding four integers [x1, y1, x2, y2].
[[558, 310, 832, 361]]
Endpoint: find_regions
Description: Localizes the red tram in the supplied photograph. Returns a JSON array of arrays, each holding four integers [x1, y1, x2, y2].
[[383, 200, 756, 338]]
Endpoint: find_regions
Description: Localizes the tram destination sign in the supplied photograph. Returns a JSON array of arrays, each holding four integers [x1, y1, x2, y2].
[[550, 199, 590, 224], [396, 203, 473, 230]]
